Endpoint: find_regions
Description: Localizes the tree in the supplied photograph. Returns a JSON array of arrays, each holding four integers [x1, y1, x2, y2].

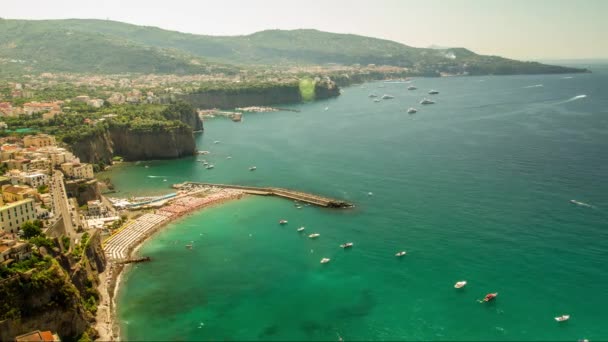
[[22, 221, 42, 239]]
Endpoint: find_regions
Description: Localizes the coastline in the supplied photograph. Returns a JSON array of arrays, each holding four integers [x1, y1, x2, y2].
[[94, 189, 246, 341]]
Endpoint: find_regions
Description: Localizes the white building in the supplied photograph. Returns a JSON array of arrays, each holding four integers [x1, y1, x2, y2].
[[0, 199, 36, 234], [22, 173, 49, 188]]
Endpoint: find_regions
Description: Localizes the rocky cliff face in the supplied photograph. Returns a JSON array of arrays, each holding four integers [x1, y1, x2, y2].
[[65, 180, 101, 206], [0, 232, 106, 341], [180, 84, 303, 109], [70, 129, 114, 164], [314, 79, 340, 99], [109, 126, 196, 161]]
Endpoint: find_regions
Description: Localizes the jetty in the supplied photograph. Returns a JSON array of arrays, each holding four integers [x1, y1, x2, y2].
[[174, 182, 354, 208], [116, 256, 151, 264]]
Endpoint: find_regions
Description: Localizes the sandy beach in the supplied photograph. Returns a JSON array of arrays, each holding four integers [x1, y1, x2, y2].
[[94, 187, 245, 341]]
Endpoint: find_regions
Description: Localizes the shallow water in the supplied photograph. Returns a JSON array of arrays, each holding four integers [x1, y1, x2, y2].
[[114, 68, 608, 341]]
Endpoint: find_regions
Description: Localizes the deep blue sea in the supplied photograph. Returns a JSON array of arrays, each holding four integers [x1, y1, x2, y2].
[[106, 65, 608, 341]]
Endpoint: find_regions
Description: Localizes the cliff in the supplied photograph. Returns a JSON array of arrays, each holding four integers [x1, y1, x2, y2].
[[314, 79, 341, 99], [109, 125, 195, 161], [65, 180, 102, 206], [180, 83, 303, 109], [70, 129, 114, 165], [0, 232, 107, 341]]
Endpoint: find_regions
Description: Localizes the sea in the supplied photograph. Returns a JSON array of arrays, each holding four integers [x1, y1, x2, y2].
[[106, 63, 608, 341]]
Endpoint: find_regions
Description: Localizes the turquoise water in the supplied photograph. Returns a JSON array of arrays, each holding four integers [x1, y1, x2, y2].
[[115, 68, 608, 341]]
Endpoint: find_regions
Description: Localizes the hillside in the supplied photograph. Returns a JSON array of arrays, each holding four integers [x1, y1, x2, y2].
[[0, 18, 588, 75]]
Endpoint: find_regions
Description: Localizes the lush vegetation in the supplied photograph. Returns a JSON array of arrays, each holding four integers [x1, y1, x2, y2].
[[299, 78, 316, 101], [0, 18, 587, 76]]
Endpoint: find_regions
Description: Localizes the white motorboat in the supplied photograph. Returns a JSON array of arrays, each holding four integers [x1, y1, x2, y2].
[[249, 166, 257, 171], [395, 251, 407, 257], [226, 156, 232, 159], [297, 227, 305, 232], [279, 220, 288, 225], [340, 242, 354, 248], [407, 86, 417, 90], [420, 98, 435, 105], [308, 233, 320, 239], [555, 315, 570, 322], [324, 107, 329, 111], [369, 94, 378, 98], [428, 90, 440, 95], [454, 281, 467, 289], [381, 94, 394, 99], [407, 107, 417, 114], [205, 164, 214, 169], [320, 258, 331, 264], [198, 150, 210, 155], [213, 140, 220, 144], [373, 99, 381, 103]]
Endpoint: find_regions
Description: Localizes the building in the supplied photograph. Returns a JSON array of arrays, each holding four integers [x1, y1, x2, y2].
[[22, 173, 49, 188], [23, 134, 56, 148], [2, 185, 35, 203], [61, 162, 94, 179], [87, 200, 104, 216], [15, 330, 60, 342], [22, 102, 61, 116], [0, 199, 36, 234]]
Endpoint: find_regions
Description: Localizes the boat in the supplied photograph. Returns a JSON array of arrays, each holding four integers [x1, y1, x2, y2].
[[454, 281, 467, 289], [249, 166, 257, 171], [324, 107, 329, 111], [369, 94, 378, 98], [308, 233, 320, 239], [340, 242, 354, 248], [373, 99, 381, 103], [202, 162, 209, 166], [213, 140, 220, 144], [480, 293, 498, 302], [381, 94, 394, 99], [296, 205, 303, 209], [428, 90, 440, 95], [368, 192, 373, 196], [198, 150, 210, 155], [279, 220, 288, 225], [555, 315, 570, 322], [320, 258, 331, 264], [226, 156, 232, 159], [205, 164, 214, 169], [407, 107, 417, 114], [297, 227, 305, 232], [185, 244, 193, 249], [420, 98, 435, 105], [407, 86, 417, 90], [395, 251, 407, 257]]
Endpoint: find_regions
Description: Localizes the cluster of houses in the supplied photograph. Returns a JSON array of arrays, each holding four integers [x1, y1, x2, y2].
[[0, 134, 97, 236]]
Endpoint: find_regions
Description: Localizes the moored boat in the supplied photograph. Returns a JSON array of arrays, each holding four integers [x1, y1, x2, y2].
[[407, 86, 417, 90], [340, 242, 354, 248], [428, 90, 439, 95], [454, 281, 467, 289], [249, 166, 257, 171], [382, 94, 394, 99], [395, 251, 407, 257], [279, 219, 288, 225], [420, 98, 435, 105], [555, 315, 570, 322], [309, 233, 320, 239], [297, 227, 305, 232], [407, 107, 417, 114], [320, 258, 331, 264], [480, 292, 498, 302]]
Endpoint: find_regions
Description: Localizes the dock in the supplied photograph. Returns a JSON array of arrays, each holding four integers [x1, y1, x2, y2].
[[175, 182, 354, 208]]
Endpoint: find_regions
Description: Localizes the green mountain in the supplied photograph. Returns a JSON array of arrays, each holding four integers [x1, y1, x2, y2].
[[0, 18, 587, 75]]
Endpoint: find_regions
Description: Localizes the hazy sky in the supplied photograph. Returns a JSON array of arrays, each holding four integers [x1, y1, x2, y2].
[[2, 0, 607, 60]]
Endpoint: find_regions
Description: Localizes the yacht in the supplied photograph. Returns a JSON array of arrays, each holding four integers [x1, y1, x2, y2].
[[205, 164, 214, 169], [279, 220, 288, 225], [381, 94, 394, 99], [555, 315, 570, 322], [428, 90, 439, 95], [249, 166, 257, 171], [369, 94, 378, 98], [297, 227, 305, 232], [320, 258, 331, 264], [454, 281, 467, 289], [340, 242, 354, 248], [407, 107, 417, 114], [420, 98, 435, 105], [373, 99, 381, 103], [213, 140, 220, 144], [308, 233, 320, 239], [407, 86, 417, 90], [395, 251, 407, 257]]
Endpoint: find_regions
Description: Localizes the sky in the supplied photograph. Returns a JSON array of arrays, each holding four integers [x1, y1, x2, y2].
[[2, 0, 607, 60]]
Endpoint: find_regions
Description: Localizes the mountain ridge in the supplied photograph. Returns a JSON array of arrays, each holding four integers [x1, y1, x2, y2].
[[0, 18, 588, 75]]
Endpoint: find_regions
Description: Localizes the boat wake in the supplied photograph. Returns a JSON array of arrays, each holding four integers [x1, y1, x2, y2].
[[560, 94, 587, 103], [570, 199, 594, 208], [147, 175, 168, 178], [562, 76, 574, 79], [524, 84, 544, 88]]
